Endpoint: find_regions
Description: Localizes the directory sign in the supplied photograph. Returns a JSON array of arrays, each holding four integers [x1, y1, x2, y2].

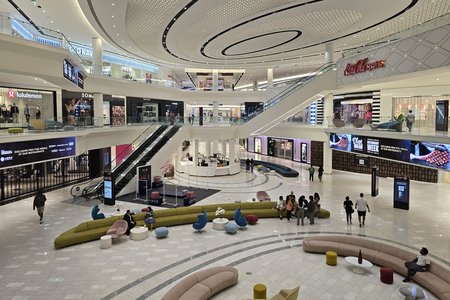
[[0, 137, 76, 168], [103, 171, 115, 205], [393, 176, 410, 210]]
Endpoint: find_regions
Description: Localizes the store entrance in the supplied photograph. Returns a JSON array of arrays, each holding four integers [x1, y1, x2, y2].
[[435, 100, 449, 131]]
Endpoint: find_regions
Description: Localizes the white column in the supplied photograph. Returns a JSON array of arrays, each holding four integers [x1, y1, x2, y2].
[[212, 101, 219, 123], [205, 141, 211, 158], [0, 13, 12, 35], [267, 68, 273, 89], [55, 89, 63, 122], [228, 139, 235, 162], [192, 140, 199, 166], [323, 93, 334, 127], [212, 69, 219, 91], [323, 141, 332, 174], [379, 90, 393, 124], [253, 81, 258, 91], [92, 37, 103, 76], [93, 93, 103, 127], [212, 140, 218, 155], [221, 140, 227, 157], [324, 43, 334, 64]]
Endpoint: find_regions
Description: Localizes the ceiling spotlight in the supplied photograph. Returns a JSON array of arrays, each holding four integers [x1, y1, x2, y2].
[[31, 0, 37, 6]]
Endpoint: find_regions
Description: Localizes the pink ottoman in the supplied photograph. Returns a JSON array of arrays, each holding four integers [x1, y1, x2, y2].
[[246, 214, 258, 225], [380, 267, 393, 284]]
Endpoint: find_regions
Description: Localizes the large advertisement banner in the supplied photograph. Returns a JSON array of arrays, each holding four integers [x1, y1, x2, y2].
[[330, 133, 450, 171], [0, 137, 76, 168]]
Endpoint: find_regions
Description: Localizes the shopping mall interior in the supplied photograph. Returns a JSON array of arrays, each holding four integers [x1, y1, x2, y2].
[[1, 1, 450, 299]]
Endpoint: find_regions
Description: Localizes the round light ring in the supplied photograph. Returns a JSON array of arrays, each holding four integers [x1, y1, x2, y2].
[[221, 30, 302, 56]]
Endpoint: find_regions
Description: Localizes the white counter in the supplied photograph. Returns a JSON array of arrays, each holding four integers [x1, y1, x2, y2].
[[177, 161, 241, 177]]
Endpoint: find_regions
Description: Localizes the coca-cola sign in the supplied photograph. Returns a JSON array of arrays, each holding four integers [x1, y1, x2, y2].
[[344, 58, 385, 76]]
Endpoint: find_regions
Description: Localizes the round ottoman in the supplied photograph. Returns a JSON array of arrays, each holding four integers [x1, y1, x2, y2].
[[224, 223, 238, 234], [130, 227, 149, 241], [246, 214, 258, 225], [154, 227, 169, 239], [326, 251, 337, 266], [100, 235, 112, 249], [380, 267, 394, 284], [253, 283, 267, 299]]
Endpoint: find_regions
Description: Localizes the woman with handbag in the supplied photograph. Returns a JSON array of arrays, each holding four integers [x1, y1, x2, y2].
[[343, 196, 354, 224]]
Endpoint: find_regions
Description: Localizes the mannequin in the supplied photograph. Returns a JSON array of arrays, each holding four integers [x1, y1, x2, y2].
[[35, 105, 41, 119], [24, 104, 31, 123], [11, 103, 19, 123], [0, 103, 7, 122]]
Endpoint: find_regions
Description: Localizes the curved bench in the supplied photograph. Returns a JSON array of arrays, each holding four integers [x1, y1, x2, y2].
[[54, 202, 331, 249], [254, 160, 299, 177], [302, 235, 450, 300], [161, 266, 238, 300]]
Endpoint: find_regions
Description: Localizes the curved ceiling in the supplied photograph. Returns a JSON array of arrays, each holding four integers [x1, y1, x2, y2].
[[78, 0, 450, 69]]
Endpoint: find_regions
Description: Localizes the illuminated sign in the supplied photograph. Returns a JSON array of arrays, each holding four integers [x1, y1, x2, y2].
[[344, 58, 385, 76]]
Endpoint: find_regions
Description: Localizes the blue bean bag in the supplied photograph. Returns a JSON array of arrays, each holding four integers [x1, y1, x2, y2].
[[154, 227, 169, 239], [224, 223, 238, 234]]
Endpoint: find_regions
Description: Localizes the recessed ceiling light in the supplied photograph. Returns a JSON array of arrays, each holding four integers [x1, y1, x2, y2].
[[42, 10, 45, 13], [112, 15, 114, 18], [113, 25, 116, 28], [122, 40, 125, 43], [116, 33, 119, 36], [50, 20, 53, 23], [112, 3, 115, 5]]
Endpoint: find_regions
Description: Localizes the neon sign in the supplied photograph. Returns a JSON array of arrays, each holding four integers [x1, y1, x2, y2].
[[344, 58, 385, 76]]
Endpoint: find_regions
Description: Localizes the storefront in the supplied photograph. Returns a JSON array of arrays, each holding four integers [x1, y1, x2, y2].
[[126, 97, 183, 124], [333, 92, 377, 124], [0, 87, 55, 127], [246, 136, 311, 164], [392, 95, 450, 132], [62, 90, 95, 126]]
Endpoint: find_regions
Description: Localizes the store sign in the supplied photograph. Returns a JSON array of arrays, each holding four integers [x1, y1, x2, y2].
[[344, 58, 385, 76], [7, 89, 43, 99], [0, 137, 76, 168]]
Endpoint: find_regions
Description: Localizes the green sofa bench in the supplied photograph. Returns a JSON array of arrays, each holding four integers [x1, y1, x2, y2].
[[54, 202, 331, 249], [8, 127, 24, 134]]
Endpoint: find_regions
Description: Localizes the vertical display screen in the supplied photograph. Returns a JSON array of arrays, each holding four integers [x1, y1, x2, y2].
[[104, 180, 112, 199]]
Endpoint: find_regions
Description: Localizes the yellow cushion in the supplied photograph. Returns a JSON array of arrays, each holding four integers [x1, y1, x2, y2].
[[326, 250, 337, 266]]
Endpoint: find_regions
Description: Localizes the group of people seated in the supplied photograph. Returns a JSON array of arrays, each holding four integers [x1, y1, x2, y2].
[[122, 206, 156, 235], [276, 191, 321, 226]]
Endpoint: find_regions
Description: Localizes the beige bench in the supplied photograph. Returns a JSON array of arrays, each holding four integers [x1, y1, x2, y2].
[[161, 266, 238, 300], [302, 235, 450, 300]]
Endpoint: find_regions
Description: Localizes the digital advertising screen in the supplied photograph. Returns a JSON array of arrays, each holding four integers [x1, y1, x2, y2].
[[330, 133, 449, 171], [104, 180, 112, 199], [410, 141, 450, 170], [393, 176, 410, 210], [0, 137, 76, 168], [63, 59, 84, 89]]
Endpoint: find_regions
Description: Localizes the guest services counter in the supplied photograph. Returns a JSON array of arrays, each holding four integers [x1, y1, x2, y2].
[[177, 161, 241, 176]]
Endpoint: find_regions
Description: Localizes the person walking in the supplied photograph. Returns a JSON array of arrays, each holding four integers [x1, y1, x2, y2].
[[33, 190, 47, 224], [307, 195, 316, 225], [245, 158, 250, 172], [250, 158, 254, 173], [318, 165, 324, 182], [406, 110, 415, 132], [308, 165, 315, 181], [355, 193, 370, 227], [286, 195, 294, 222], [343, 196, 354, 224]]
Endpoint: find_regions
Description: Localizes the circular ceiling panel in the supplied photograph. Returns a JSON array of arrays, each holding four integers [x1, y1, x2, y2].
[[222, 30, 302, 56]]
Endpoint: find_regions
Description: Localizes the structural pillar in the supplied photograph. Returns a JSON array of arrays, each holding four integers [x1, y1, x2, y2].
[[0, 13, 12, 35], [324, 43, 334, 64], [212, 101, 219, 123], [253, 81, 258, 91], [205, 141, 211, 158], [192, 140, 199, 166], [212, 69, 219, 91], [379, 90, 393, 124], [92, 37, 103, 76], [212, 140, 218, 155], [267, 68, 273, 89], [323, 93, 333, 127], [323, 141, 332, 174], [93, 93, 103, 127], [221, 140, 227, 157], [228, 139, 235, 162]]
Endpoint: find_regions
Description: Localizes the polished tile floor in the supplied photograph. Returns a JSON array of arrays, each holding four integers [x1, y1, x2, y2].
[[0, 148, 449, 300]]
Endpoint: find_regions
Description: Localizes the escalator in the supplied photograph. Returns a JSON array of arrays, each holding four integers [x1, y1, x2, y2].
[[112, 124, 181, 195]]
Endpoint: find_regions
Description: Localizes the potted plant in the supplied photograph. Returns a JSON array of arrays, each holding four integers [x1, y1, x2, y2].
[[215, 207, 225, 220]]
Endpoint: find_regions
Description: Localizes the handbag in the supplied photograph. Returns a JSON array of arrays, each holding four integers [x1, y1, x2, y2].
[[351, 208, 355, 213]]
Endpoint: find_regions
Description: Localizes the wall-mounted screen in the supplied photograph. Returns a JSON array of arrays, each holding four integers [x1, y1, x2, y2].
[[63, 59, 84, 89], [0, 137, 76, 168]]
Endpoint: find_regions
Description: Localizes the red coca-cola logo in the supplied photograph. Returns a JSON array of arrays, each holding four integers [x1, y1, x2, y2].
[[7, 90, 15, 98], [344, 58, 385, 76]]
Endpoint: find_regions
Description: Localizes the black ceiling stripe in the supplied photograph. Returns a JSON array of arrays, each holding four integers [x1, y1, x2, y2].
[[7, 0, 44, 35], [222, 30, 302, 56], [162, 0, 418, 65]]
